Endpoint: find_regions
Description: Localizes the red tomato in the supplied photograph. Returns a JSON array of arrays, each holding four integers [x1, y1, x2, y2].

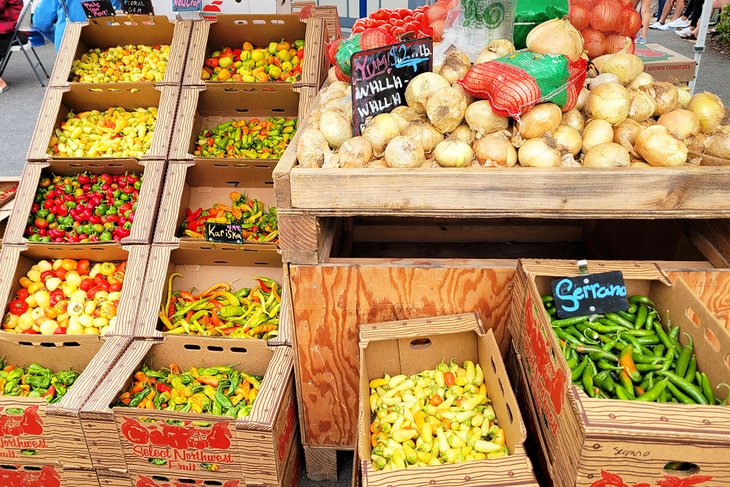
[[371, 8, 389, 21], [405, 20, 421, 32], [397, 8, 412, 18], [393, 19, 405, 27], [352, 25, 365, 34]]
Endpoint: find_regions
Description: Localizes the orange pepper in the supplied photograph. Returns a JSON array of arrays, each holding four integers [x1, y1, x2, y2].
[[131, 382, 145, 394], [371, 433, 378, 448], [134, 371, 147, 382], [170, 364, 181, 374]]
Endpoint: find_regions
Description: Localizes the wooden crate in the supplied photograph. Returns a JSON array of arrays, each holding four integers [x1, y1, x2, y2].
[[0, 200, 14, 247], [50, 16, 192, 88], [0, 334, 122, 469], [0, 177, 19, 211], [509, 259, 730, 486], [27, 84, 178, 162], [80, 336, 297, 485], [358, 313, 538, 487], [168, 83, 316, 161], [0, 463, 100, 486], [136, 242, 289, 345], [0, 243, 149, 338], [153, 159, 276, 247], [182, 15, 327, 88], [4, 159, 165, 245], [291, 3, 342, 42]]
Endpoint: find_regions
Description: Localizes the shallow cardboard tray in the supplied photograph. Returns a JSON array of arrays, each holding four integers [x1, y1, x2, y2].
[[183, 14, 327, 88], [51, 15, 192, 87], [4, 159, 165, 246], [136, 242, 287, 345], [510, 259, 730, 486], [358, 313, 538, 486], [28, 84, 177, 162]]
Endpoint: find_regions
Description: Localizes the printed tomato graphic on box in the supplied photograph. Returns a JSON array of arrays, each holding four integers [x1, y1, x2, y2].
[[136, 475, 240, 487], [120, 416, 235, 472], [0, 465, 61, 487], [590, 470, 713, 487], [276, 394, 296, 462], [0, 406, 49, 457]]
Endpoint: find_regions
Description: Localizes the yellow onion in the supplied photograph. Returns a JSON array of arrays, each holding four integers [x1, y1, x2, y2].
[[678, 86, 691, 108], [403, 120, 444, 153], [296, 127, 331, 168], [589, 83, 631, 125], [658, 109, 700, 140], [686, 133, 708, 153], [576, 88, 591, 112], [646, 82, 679, 116], [367, 158, 388, 168], [319, 110, 352, 149], [473, 134, 517, 167], [433, 140, 473, 167], [363, 113, 401, 155], [449, 123, 475, 144], [327, 66, 338, 84], [591, 54, 612, 74], [384, 136, 425, 168], [465, 100, 509, 135], [426, 86, 468, 133], [390, 106, 423, 133], [519, 103, 562, 139], [687, 92, 726, 134], [590, 73, 620, 91], [526, 18, 583, 61], [628, 90, 657, 122], [582, 119, 614, 153], [475, 49, 500, 64], [338, 137, 373, 168], [583, 143, 631, 167], [613, 119, 643, 154], [553, 125, 582, 156], [599, 53, 644, 84], [518, 136, 561, 167], [635, 125, 688, 167], [487, 39, 516, 57], [561, 108, 585, 133], [631, 161, 652, 168], [323, 95, 353, 123], [405, 72, 451, 113], [627, 72, 654, 91], [705, 126, 730, 159], [439, 51, 471, 84]]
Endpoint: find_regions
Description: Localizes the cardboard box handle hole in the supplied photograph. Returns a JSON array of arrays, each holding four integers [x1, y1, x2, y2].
[[235, 109, 250, 113], [213, 260, 229, 264], [233, 164, 250, 168], [234, 20, 250, 25], [184, 344, 201, 350], [207, 345, 224, 352], [409, 338, 431, 350], [231, 347, 247, 353], [491, 357, 497, 374], [724, 354, 730, 370], [506, 403, 513, 425], [704, 329, 720, 352], [225, 180, 241, 186], [498, 378, 504, 394], [685, 307, 701, 327], [663, 462, 700, 475]]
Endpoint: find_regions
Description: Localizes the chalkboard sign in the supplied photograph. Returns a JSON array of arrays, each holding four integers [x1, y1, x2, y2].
[[551, 271, 629, 319], [351, 38, 433, 135], [81, 0, 116, 18], [173, 0, 203, 12], [205, 223, 243, 244], [123, 0, 154, 15]]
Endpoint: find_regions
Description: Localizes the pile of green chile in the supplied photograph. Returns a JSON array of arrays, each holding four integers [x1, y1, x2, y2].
[[541, 295, 729, 405]]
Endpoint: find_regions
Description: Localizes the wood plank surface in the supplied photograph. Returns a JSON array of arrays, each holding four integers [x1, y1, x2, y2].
[[291, 262, 516, 447], [303, 445, 338, 482]]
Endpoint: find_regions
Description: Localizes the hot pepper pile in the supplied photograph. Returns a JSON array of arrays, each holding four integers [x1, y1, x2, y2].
[[160, 274, 280, 340], [116, 363, 261, 418], [543, 294, 730, 404], [194, 117, 297, 159], [179, 191, 278, 244], [71, 45, 171, 83], [25, 172, 140, 243], [201, 40, 304, 83], [0, 357, 79, 403], [3, 258, 127, 336], [369, 360, 507, 471]]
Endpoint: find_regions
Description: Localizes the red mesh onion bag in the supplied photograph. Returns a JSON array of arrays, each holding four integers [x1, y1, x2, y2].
[[457, 51, 588, 118], [569, 0, 639, 58]]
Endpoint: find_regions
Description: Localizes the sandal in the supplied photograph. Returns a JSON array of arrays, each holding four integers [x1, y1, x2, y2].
[[680, 33, 697, 40]]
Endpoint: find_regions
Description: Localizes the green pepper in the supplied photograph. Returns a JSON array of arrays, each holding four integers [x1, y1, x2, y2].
[[674, 332, 693, 377], [659, 371, 709, 405], [635, 378, 669, 402], [571, 356, 588, 382], [594, 371, 616, 394], [129, 387, 151, 407], [215, 391, 234, 411]]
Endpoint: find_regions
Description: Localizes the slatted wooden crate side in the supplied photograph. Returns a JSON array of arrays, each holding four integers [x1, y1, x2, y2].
[[289, 261, 515, 447], [45, 336, 133, 470], [27, 88, 61, 162], [4, 159, 165, 245], [300, 17, 328, 89], [303, 445, 338, 482], [49, 17, 193, 87], [278, 210, 338, 264], [286, 167, 730, 217]]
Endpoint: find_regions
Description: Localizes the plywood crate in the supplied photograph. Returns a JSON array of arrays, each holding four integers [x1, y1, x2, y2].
[[509, 259, 730, 486], [182, 15, 327, 88], [136, 242, 289, 345], [291, 3, 341, 42], [0, 463, 100, 486], [0, 244, 149, 338], [27, 84, 178, 162], [4, 159, 165, 245], [0, 333, 128, 470], [153, 159, 276, 248], [51, 16, 192, 88], [358, 313, 538, 487], [168, 83, 315, 161], [80, 335, 297, 485]]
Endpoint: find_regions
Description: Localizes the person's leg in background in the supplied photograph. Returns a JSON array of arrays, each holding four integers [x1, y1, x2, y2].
[[635, 0, 652, 43], [656, 0, 667, 19], [0, 32, 12, 92], [677, 0, 705, 37]]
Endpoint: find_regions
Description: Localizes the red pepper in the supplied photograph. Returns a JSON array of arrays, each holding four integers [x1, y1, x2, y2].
[[156, 382, 172, 393], [42, 385, 56, 398], [256, 279, 271, 293], [49, 290, 66, 306], [9, 299, 28, 316]]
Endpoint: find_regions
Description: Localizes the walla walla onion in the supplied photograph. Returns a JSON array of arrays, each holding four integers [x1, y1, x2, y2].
[[589, 83, 631, 126], [553, 125, 582, 156], [390, 106, 422, 133], [518, 136, 561, 167], [474, 134, 517, 167], [519, 103, 562, 139], [561, 108, 585, 133], [635, 125, 688, 167], [465, 100, 509, 136], [526, 18, 583, 61], [628, 90, 657, 122], [599, 52, 644, 84], [338, 137, 373, 168], [706, 126, 730, 159], [297, 128, 330, 168], [405, 72, 450, 113], [319, 110, 352, 149], [363, 113, 401, 155], [647, 82, 679, 117], [658, 109, 700, 140], [583, 143, 630, 168], [384, 136, 425, 168], [433, 140, 474, 167], [439, 51, 471, 84], [582, 119, 614, 153], [403, 120, 443, 153], [426, 86, 468, 133], [687, 92, 726, 134]]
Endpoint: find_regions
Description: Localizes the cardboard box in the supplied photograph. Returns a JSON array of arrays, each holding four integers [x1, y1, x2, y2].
[[97, 468, 131, 486], [0, 244, 149, 338], [509, 259, 730, 487], [51, 16, 193, 87], [0, 463, 100, 486], [635, 43, 696, 83], [27, 84, 178, 161], [80, 335, 297, 485], [0, 334, 129, 470], [154, 0, 293, 18], [358, 313, 538, 487], [135, 242, 288, 345], [4, 159, 165, 245], [153, 159, 276, 246], [169, 84, 303, 161], [182, 15, 327, 88]]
